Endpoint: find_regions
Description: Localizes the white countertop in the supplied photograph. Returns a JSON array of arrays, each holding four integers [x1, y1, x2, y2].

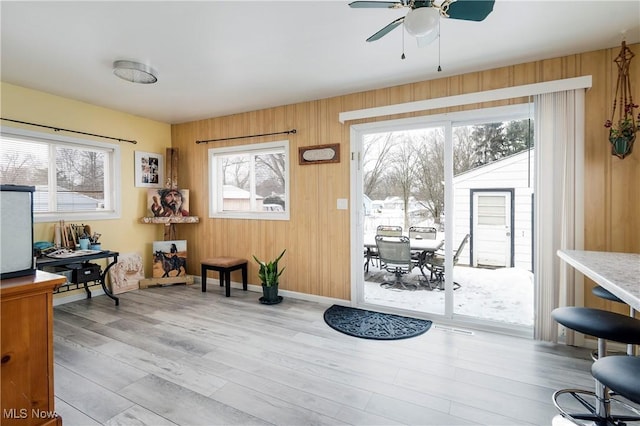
[[557, 249, 640, 311]]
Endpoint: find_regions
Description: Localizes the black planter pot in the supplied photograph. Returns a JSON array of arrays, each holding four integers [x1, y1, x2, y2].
[[260, 284, 282, 305]]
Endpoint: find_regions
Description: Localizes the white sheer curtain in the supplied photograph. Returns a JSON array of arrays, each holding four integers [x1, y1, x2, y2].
[[533, 89, 585, 342]]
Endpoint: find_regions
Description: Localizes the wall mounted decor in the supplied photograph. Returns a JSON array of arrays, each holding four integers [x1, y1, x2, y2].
[[605, 41, 637, 159], [298, 143, 340, 165], [135, 151, 164, 187]]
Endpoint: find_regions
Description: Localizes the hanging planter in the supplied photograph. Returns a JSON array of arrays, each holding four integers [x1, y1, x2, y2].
[[605, 41, 639, 159]]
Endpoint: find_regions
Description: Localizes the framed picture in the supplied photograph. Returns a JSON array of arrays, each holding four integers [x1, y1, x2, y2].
[[134, 151, 164, 188], [152, 240, 187, 278], [298, 143, 340, 165]]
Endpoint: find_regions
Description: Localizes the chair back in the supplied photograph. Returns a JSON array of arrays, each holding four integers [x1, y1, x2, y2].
[[409, 226, 437, 240], [453, 234, 470, 262], [376, 225, 402, 237], [375, 235, 412, 270]]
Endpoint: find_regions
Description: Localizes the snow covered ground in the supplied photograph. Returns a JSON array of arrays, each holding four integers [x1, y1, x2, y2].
[[364, 265, 534, 327]]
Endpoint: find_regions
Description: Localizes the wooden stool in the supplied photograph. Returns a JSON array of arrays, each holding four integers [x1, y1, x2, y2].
[[201, 257, 248, 297]]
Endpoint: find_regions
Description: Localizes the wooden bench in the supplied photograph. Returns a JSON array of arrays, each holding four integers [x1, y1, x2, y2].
[[201, 257, 248, 297]]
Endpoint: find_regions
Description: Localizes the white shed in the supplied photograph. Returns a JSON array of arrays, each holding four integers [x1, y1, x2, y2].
[[452, 149, 534, 271]]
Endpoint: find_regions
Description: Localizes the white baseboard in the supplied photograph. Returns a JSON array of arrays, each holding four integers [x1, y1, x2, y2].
[[53, 277, 349, 309], [201, 277, 348, 306]]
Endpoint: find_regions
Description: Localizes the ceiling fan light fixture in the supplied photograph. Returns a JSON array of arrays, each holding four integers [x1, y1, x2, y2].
[[113, 60, 158, 84], [404, 7, 439, 38]]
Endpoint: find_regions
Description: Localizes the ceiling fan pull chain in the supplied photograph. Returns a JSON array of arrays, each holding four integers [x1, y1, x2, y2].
[[401, 23, 406, 59], [437, 20, 442, 72]]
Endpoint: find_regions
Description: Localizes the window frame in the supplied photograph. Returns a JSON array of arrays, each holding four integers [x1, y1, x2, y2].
[[0, 127, 122, 222], [208, 140, 290, 221]]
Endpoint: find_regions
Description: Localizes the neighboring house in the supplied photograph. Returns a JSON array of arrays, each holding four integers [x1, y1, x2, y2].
[[452, 149, 535, 270], [33, 185, 102, 212], [371, 200, 384, 212], [363, 194, 372, 216], [222, 184, 264, 210], [383, 196, 404, 210]]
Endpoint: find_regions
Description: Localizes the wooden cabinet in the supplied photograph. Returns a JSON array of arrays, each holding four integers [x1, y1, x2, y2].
[[1, 271, 65, 426]]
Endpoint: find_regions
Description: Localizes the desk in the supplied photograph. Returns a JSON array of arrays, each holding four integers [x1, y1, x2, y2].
[[557, 249, 640, 311], [37, 250, 120, 306]]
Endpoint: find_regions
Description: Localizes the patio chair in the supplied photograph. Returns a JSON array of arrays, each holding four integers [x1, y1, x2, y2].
[[376, 225, 402, 236], [375, 235, 417, 290], [366, 225, 403, 272], [423, 234, 469, 290], [408, 226, 437, 240]]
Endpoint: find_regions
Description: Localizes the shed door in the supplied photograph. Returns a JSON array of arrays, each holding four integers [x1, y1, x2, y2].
[[472, 191, 512, 267]]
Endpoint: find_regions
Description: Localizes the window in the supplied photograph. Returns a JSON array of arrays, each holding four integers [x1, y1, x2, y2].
[[208, 140, 289, 220], [0, 128, 121, 222]]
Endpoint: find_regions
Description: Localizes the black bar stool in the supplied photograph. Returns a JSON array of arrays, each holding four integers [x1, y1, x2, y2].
[[592, 355, 640, 405], [551, 307, 640, 424], [592, 285, 637, 356]]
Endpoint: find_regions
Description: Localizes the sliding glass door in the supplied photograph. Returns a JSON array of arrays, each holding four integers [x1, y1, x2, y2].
[[351, 104, 534, 333]]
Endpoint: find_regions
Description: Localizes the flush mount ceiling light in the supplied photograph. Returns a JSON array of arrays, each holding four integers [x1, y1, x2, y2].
[[112, 60, 158, 84]]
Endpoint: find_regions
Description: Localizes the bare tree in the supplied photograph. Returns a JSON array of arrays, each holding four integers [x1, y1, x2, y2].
[[255, 152, 285, 195], [222, 155, 249, 189], [387, 134, 419, 229], [453, 125, 476, 174], [362, 133, 395, 199], [0, 150, 41, 184], [414, 130, 444, 225]]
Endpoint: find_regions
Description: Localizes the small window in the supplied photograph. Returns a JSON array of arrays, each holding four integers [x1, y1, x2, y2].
[[208, 140, 289, 220], [0, 128, 121, 222]]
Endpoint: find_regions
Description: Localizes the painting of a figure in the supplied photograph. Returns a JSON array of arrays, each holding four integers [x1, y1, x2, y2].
[[147, 188, 190, 217], [152, 240, 187, 278]]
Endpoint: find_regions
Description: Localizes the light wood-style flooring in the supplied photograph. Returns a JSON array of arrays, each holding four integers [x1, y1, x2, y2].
[[53, 284, 598, 425]]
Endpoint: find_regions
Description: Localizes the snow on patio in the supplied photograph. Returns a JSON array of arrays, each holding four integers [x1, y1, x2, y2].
[[364, 265, 534, 327]]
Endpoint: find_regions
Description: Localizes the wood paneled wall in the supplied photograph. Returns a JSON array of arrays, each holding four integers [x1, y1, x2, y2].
[[172, 43, 639, 306]]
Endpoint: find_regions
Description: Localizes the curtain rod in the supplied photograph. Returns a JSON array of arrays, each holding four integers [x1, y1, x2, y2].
[[195, 129, 296, 144], [0, 117, 137, 144]]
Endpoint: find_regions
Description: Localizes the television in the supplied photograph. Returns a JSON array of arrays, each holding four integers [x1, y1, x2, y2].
[[1, 184, 36, 279]]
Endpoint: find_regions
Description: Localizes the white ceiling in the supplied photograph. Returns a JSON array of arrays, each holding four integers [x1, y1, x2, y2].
[[1, 1, 639, 125]]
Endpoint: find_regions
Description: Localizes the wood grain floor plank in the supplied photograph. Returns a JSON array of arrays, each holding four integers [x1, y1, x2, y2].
[[54, 336, 149, 392], [52, 286, 631, 426], [95, 340, 228, 396], [54, 398, 102, 426], [103, 405, 179, 426], [118, 374, 270, 425], [211, 381, 349, 425], [54, 364, 135, 423]]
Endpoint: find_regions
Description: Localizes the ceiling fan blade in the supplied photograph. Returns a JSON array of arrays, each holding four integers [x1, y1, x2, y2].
[[366, 17, 405, 42], [444, 0, 494, 21], [349, 1, 403, 8]]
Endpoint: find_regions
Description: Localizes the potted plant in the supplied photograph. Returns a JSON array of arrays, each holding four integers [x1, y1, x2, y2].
[[605, 102, 639, 159], [605, 41, 638, 159], [253, 249, 285, 304]]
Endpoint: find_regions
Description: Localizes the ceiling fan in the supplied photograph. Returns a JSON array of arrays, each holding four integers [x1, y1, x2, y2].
[[349, 0, 495, 47]]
